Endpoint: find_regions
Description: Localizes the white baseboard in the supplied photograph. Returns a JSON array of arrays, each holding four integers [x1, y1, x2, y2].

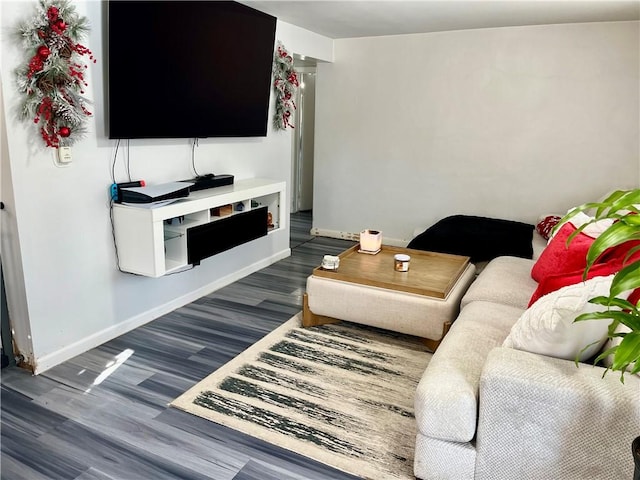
[[311, 228, 408, 247], [33, 248, 291, 375]]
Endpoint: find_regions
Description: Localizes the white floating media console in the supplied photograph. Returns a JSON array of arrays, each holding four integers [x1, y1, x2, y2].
[[112, 178, 286, 277]]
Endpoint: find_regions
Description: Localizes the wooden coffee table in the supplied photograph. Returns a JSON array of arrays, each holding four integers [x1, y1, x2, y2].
[[303, 245, 476, 350]]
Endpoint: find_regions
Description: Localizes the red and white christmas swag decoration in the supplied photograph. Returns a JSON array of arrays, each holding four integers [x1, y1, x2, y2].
[[15, 0, 95, 148], [272, 42, 299, 130]]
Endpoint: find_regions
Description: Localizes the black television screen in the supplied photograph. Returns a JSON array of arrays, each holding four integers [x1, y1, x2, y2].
[[107, 1, 276, 139]]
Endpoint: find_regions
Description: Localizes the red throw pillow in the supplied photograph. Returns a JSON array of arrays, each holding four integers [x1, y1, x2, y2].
[[529, 240, 640, 306], [531, 222, 595, 283], [536, 215, 562, 240], [529, 263, 619, 306], [599, 239, 640, 265]]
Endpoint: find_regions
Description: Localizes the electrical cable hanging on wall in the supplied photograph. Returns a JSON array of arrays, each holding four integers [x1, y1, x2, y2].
[[14, 0, 96, 149]]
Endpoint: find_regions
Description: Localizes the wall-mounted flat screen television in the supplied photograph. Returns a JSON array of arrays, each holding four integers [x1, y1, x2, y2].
[[107, 1, 277, 139]]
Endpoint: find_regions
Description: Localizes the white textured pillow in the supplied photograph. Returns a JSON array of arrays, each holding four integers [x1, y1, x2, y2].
[[503, 275, 616, 361]]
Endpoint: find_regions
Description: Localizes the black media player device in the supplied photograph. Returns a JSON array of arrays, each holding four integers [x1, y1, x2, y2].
[[181, 174, 234, 192]]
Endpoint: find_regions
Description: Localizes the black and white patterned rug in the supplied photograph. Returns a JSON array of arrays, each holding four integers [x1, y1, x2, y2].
[[171, 313, 432, 480]]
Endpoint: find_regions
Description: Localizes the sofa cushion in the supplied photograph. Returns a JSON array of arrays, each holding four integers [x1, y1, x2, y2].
[[461, 256, 537, 310], [415, 300, 525, 443], [503, 275, 616, 361]]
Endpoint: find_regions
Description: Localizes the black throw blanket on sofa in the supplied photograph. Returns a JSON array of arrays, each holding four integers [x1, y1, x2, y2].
[[407, 215, 535, 263]]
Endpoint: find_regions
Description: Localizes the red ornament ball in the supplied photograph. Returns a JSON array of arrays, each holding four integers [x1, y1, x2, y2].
[[47, 6, 59, 21], [59, 127, 71, 137], [55, 19, 66, 31], [37, 46, 51, 58]]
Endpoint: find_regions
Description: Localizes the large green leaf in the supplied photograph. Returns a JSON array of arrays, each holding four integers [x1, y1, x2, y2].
[[589, 190, 629, 218], [607, 190, 640, 216], [621, 215, 640, 226], [587, 295, 638, 314], [611, 331, 640, 371], [593, 345, 618, 369], [610, 261, 640, 299], [575, 310, 640, 330], [593, 190, 640, 215], [555, 201, 612, 237], [586, 222, 640, 269]]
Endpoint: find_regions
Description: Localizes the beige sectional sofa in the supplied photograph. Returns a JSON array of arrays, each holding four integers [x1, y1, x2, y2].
[[414, 256, 640, 480]]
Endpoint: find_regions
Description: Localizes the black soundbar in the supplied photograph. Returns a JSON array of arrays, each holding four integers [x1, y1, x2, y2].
[[181, 174, 234, 192]]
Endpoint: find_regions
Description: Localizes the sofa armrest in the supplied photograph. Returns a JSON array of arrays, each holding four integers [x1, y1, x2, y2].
[[476, 347, 640, 480], [414, 301, 524, 443]]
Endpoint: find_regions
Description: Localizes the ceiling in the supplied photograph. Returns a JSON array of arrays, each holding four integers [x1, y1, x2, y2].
[[240, 1, 640, 39]]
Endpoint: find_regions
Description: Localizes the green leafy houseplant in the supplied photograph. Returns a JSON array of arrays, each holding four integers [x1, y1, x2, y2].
[[561, 189, 640, 382]]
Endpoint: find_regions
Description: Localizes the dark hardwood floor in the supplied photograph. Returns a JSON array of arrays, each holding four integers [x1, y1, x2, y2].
[[1, 211, 364, 480]]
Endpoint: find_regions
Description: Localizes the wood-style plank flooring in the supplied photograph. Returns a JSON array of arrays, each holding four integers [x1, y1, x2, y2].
[[1, 211, 365, 480]]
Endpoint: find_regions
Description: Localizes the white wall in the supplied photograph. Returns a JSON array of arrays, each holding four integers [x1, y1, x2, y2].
[[313, 21, 640, 244], [0, 1, 333, 373]]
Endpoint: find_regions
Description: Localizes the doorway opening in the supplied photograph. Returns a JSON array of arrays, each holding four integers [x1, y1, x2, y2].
[[1, 261, 14, 369], [291, 59, 317, 215]]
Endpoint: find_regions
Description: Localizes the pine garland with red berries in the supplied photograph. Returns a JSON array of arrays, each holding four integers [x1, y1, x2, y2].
[[14, 0, 95, 148], [272, 42, 299, 130]]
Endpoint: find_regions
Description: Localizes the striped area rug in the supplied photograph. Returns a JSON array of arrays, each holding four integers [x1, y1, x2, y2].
[[171, 313, 432, 480]]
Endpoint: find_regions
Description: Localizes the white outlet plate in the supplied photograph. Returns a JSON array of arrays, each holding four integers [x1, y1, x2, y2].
[[58, 146, 72, 164]]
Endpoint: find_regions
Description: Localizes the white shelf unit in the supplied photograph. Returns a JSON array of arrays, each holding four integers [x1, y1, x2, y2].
[[112, 178, 286, 277]]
